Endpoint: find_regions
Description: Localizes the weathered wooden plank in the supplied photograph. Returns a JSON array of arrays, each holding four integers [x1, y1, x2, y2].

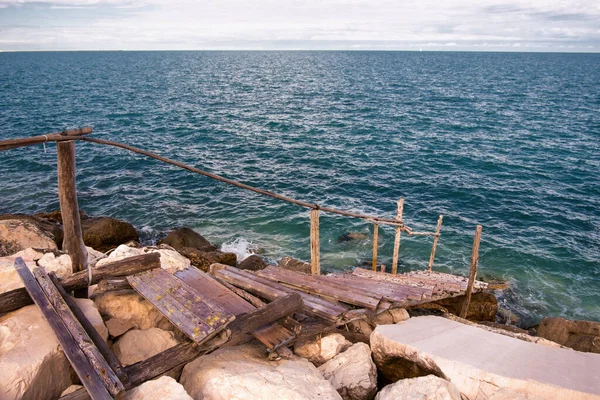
[[49, 273, 126, 383], [460, 225, 483, 318], [257, 266, 381, 309], [14, 259, 113, 400], [34, 268, 124, 396], [328, 272, 431, 301], [0, 253, 159, 315]]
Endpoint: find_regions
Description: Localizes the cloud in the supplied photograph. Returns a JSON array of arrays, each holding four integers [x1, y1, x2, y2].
[[0, 0, 598, 51]]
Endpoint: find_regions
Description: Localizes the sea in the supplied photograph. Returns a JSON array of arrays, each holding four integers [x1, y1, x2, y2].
[[1, 51, 598, 327]]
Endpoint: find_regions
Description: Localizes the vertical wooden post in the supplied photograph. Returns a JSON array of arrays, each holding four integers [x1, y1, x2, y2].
[[391, 198, 404, 275], [57, 141, 88, 298], [460, 225, 483, 319], [310, 209, 320, 275], [372, 223, 379, 271], [428, 214, 444, 271]]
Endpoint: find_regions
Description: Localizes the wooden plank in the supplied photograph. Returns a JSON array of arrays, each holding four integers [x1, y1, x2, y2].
[[391, 198, 404, 275], [428, 214, 443, 271], [460, 225, 483, 318], [34, 268, 124, 396], [257, 266, 381, 309], [57, 141, 88, 297], [310, 209, 320, 275], [14, 259, 113, 400], [326, 274, 413, 303]]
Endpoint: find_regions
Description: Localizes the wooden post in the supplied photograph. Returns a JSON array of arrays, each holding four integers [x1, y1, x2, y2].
[[310, 209, 320, 275], [460, 225, 483, 319], [57, 141, 88, 297], [428, 214, 444, 271], [372, 223, 379, 271], [391, 198, 404, 275]]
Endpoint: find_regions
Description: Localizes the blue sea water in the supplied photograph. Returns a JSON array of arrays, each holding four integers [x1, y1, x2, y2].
[[1, 51, 598, 326]]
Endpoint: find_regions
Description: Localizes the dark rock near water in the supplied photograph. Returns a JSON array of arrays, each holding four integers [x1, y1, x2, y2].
[[158, 227, 217, 252], [434, 292, 498, 322], [179, 247, 236, 272], [278, 256, 311, 274], [537, 317, 600, 354], [81, 217, 139, 253], [237, 254, 267, 271], [338, 232, 368, 242]]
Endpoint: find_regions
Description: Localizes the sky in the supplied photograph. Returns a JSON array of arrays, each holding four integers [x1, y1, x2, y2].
[[0, 0, 598, 52]]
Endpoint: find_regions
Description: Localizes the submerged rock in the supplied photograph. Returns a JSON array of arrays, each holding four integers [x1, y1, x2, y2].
[[180, 344, 342, 400], [294, 333, 352, 366], [537, 317, 600, 354], [375, 375, 462, 400], [318, 343, 377, 400], [113, 328, 178, 366], [125, 376, 192, 400], [278, 256, 311, 274], [0, 305, 71, 400], [338, 232, 368, 242]]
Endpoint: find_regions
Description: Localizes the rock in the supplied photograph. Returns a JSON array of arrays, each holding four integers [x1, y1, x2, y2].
[[294, 333, 352, 366], [0, 249, 41, 294], [81, 216, 139, 252], [338, 232, 368, 242], [158, 227, 217, 252], [105, 318, 136, 338], [370, 316, 600, 399], [113, 328, 178, 366], [537, 317, 600, 353], [346, 319, 374, 337], [237, 254, 267, 271], [278, 256, 311, 274], [125, 376, 192, 400], [181, 344, 342, 400], [0, 218, 58, 256], [0, 305, 71, 400], [0, 214, 63, 250], [487, 388, 545, 400], [374, 375, 461, 400], [93, 291, 167, 330], [73, 298, 109, 341], [434, 292, 498, 322], [37, 253, 73, 278], [178, 247, 236, 272], [96, 244, 191, 274], [371, 308, 410, 326], [318, 343, 377, 400]]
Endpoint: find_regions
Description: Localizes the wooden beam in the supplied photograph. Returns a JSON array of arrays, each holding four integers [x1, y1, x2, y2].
[[428, 214, 444, 271], [57, 140, 88, 297], [0, 127, 92, 151], [310, 209, 320, 275], [372, 223, 379, 272], [460, 225, 483, 319], [14, 259, 114, 400], [0, 253, 160, 315], [391, 198, 404, 275]]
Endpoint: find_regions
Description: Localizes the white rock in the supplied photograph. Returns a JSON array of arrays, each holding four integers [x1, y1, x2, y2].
[[318, 343, 377, 400], [0, 305, 71, 400], [86, 246, 106, 267], [7, 247, 45, 262], [371, 316, 600, 400], [125, 376, 192, 400], [294, 333, 352, 366], [93, 291, 167, 330], [375, 376, 462, 400], [113, 328, 178, 366], [37, 253, 73, 278], [73, 298, 109, 341], [180, 344, 343, 400], [0, 259, 36, 294], [96, 244, 190, 273]]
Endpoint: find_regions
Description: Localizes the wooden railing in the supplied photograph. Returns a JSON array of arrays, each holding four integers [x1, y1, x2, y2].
[[0, 127, 481, 282]]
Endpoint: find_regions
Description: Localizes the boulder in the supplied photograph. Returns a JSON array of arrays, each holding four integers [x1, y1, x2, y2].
[[180, 344, 342, 400], [537, 317, 600, 354], [81, 217, 139, 252], [237, 254, 267, 271], [278, 256, 311, 274], [178, 247, 236, 272], [318, 343, 377, 400], [294, 333, 352, 366], [113, 328, 178, 366], [37, 253, 72, 278], [371, 308, 410, 326], [370, 316, 600, 399], [375, 375, 462, 400], [158, 227, 217, 252], [0, 218, 58, 256], [0, 249, 41, 294], [0, 305, 71, 400], [73, 298, 109, 341], [434, 292, 498, 322], [125, 376, 192, 400], [0, 214, 63, 249], [93, 291, 168, 331], [96, 244, 190, 274], [105, 318, 136, 338]]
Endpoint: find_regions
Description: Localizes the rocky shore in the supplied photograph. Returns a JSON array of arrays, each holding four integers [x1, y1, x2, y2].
[[1, 212, 599, 400]]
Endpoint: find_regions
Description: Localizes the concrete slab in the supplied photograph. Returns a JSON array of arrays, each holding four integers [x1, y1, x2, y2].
[[371, 316, 600, 400]]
